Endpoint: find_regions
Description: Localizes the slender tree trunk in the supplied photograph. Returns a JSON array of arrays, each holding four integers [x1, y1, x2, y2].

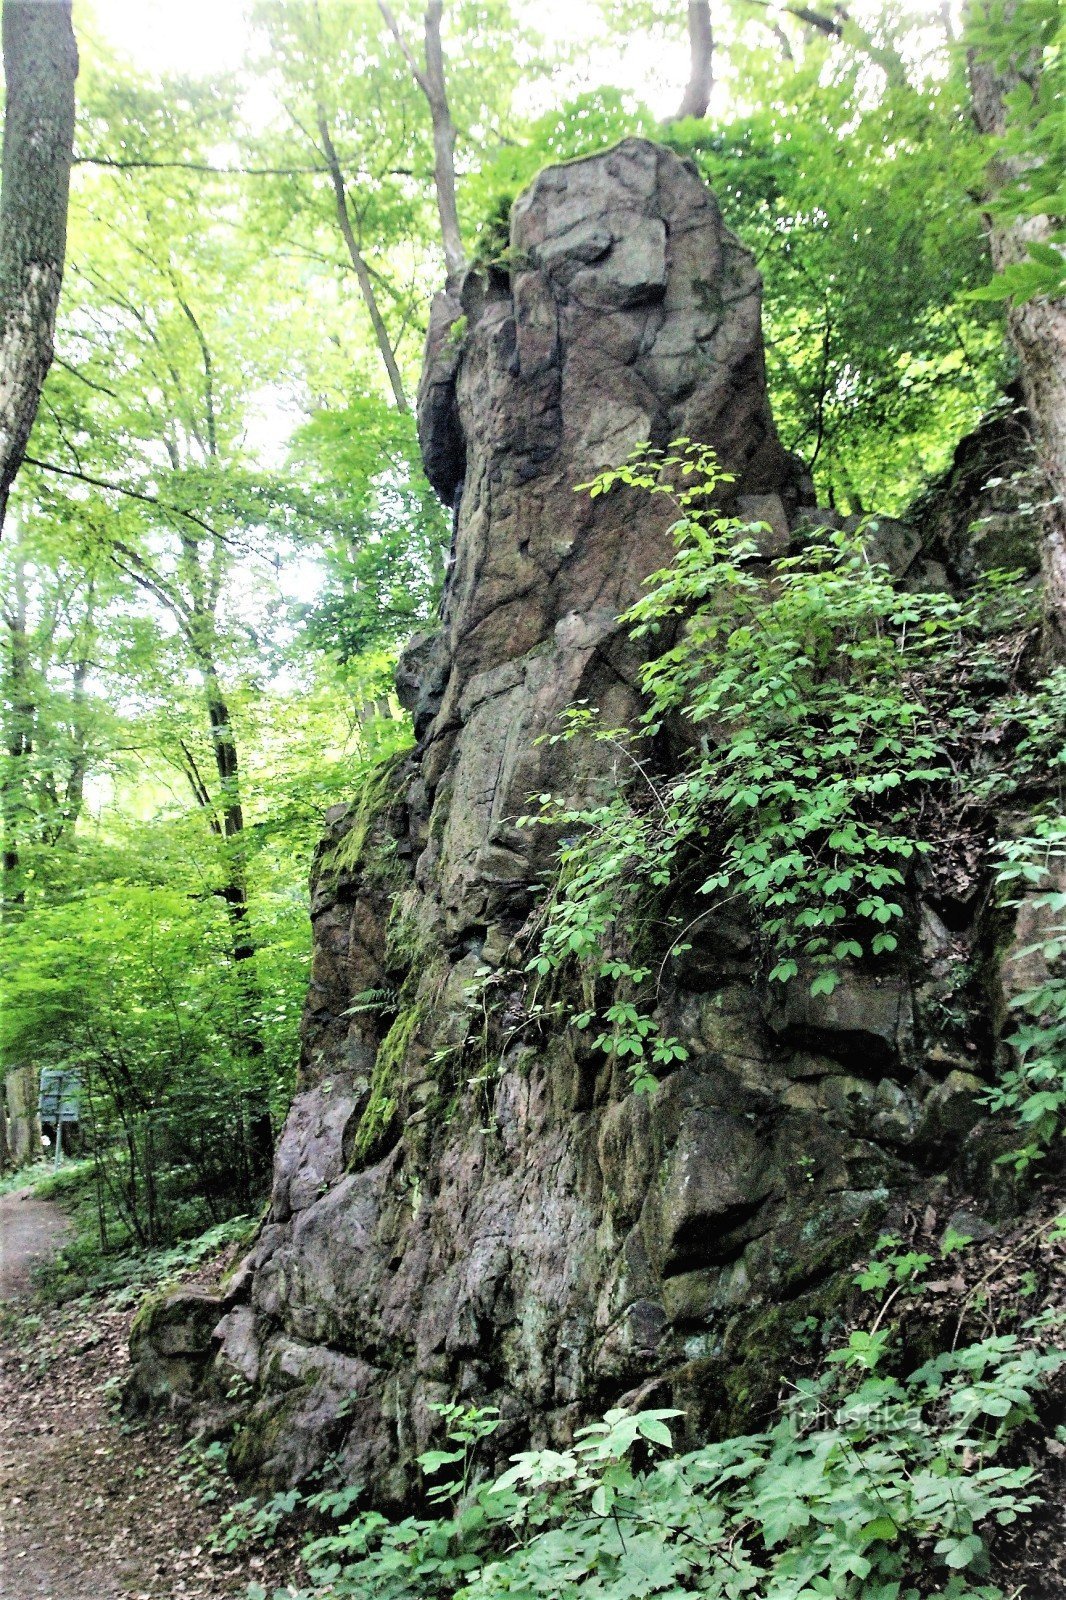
[[0, 0, 78, 535], [421, 1, 465, 289], [969, 14, 1066, 646], [316, 107, 410, 412], [62, 596, 94, 832], [378, 0, 466, 290], [0, 1080, 10, 1172], [674, 2, 714, 122], [1, 542, 31, 914], [197, 651, 253, 961], [195, 643, 274, 1185]]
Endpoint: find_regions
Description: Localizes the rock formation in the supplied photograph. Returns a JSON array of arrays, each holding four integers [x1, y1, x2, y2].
[[128, 139, 1040, 1499]]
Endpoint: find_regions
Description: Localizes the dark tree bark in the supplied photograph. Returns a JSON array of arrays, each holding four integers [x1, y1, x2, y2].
[[1, 536, 30, 914], [0, 0, 78, 535], [0, 1088, 10, 1172], [969, 14, 1066, 645], [379, 0, 466, 290], [674, 2, 714, 122]]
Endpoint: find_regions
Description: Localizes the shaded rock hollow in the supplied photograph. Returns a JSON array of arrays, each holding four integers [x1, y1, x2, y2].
[[131, 139, 1029, 1497]]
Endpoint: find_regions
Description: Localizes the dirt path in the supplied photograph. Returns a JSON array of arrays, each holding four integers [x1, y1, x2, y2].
[[0, 1195, 293, 1600], [0, 1188, 71, 1302]]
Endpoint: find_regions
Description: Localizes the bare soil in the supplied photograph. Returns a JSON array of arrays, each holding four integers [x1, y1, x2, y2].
[[0, 1191, 292, 1600], [0, 1189, 71, 1302]]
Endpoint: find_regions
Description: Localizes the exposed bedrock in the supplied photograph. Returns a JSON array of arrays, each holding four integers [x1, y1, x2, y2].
[[128, 139, 1041, 1497]]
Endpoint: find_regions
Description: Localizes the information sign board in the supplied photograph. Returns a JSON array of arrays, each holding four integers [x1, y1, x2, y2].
[[38, 1068, 81, 1124]]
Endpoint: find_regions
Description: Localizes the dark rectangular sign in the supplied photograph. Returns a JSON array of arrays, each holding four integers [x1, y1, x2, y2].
[[38, 1069, 81, 1123]]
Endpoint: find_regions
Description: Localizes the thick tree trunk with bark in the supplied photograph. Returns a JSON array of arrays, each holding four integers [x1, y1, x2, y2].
[[0, 0, 78, 535], [674, 2, 714, 121], [969, 20, 1066, 646]]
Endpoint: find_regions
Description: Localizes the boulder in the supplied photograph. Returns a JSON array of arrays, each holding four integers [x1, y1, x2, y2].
[[126, 1287, 228, 1412]]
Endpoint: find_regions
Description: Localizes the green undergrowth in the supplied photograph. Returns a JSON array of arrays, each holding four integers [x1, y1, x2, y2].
[[223, 1223, 1066, 1600], [16, 1158, 255, 1305], [985, 816, 1066, 1171], [518, 440, 1065, 1156], [0, 1160, 52, 1198]]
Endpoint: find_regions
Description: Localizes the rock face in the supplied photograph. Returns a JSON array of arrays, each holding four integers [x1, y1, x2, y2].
[[407, 137, 810, 946], [134, 140, 1031, 1496]]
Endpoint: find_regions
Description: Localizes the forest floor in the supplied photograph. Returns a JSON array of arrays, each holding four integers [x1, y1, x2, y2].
[[0, 1185, 293, 1600]]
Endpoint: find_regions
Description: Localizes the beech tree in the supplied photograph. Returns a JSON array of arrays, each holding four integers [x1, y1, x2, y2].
[[0, 0, 78, 535], [378, 0, 467, 288], [673, 1, 713, 121]]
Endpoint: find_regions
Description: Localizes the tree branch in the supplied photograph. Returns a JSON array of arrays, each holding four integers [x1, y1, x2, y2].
[[378, 0, 466, 289], [51, 353, 120, 399], [22, 455, 232, 544], [73, 155, 326, 176], [377, 1, 427, 93], [740, 0, 844, 40], [315, 105, 409, 412]]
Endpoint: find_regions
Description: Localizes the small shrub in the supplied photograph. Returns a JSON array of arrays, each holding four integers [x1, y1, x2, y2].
[[248, 1315, 1064, 1600], [984, 815, 1066, 1169]]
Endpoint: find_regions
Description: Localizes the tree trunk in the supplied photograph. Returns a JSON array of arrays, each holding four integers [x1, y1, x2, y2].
[[969, 15, 1066, 646], [196, 647, 274, 1185], [197, 653, 253, 962], [0, 1081, 10, 1172], [1, 541, 31, 914], [316, 106, 410, 412], [0, 0, 78, 535], [674, 2, 714, 122], [421, 1, 465, 289], [379, 1, 466, 290]]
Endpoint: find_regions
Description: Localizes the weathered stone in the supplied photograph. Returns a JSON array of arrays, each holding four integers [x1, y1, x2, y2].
[[907, 386, 1044, 584], [141, 141, 1040, 1499], [271, 1078, 361, 1223], [643, 1099, 773, 1275], [765, 967, 915, 1071], [126, 1288, 228, 1412], [915, 1070, 986, 1151]]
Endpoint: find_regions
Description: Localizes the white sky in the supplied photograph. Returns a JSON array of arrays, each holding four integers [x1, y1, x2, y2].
[[87, 0, 959, 133], [90, 0, 250, 75], [88, 0, 690, 119]]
